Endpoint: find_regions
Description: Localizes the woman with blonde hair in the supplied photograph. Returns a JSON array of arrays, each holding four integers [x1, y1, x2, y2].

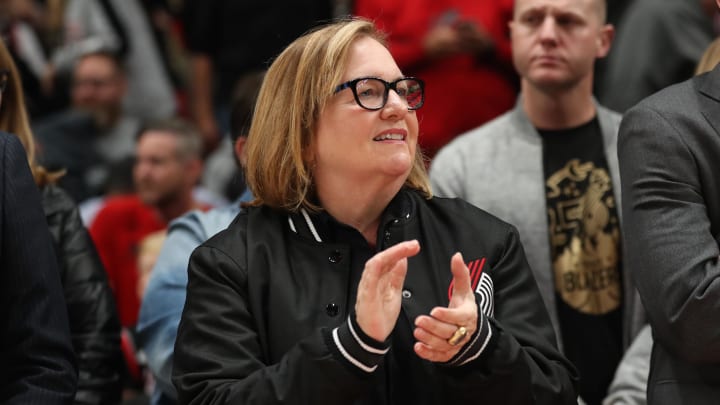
[[0, 38, 123, 404], [173, 19, 577, 404]]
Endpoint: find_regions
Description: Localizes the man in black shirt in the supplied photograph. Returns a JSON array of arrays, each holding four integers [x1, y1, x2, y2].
[[430, 0, 647, 403]]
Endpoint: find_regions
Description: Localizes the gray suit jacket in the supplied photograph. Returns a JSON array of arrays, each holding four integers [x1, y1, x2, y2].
[[431, 98, 646, 351], [618, 64, 720, 404]]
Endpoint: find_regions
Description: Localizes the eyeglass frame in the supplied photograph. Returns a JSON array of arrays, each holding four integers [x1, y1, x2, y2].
[[0, 69, 9, 93], [334, 76, 425, 111]]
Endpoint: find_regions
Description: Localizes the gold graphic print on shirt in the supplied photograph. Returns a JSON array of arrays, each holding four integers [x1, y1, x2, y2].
[[547, 159, 621, 315]]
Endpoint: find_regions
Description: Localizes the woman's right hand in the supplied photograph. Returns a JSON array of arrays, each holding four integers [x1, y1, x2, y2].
[[355, 240, 421, 342]]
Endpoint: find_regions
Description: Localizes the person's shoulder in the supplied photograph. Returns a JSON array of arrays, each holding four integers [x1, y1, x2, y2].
[[40, 184, 77, 215], [629, 75, 699, 115], [32, 109, 95, 137], [0, 130, 23, 154], [0, 130, 13, 144], [421, 192, 516, 233], [0, 133, 37, 184], [91, 194, 155, 227], [433, 110, 515, 164], [168, 203, 242, 241], [447, 110, 514, 148], [201, 208, 251, 250], [596, 102, 623, 130]]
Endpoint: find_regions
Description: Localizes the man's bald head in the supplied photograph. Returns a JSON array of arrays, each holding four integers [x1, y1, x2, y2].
[[514, 0, 607, 24]]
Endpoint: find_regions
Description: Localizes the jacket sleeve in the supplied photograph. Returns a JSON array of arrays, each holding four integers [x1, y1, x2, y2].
[[602, 324, 652, 405], [0, 134, 77, 404], [446, 224, 579, 404], [48, 186, 123, 405], [619, 105, 720, 363], [173, 244, 387, 405]]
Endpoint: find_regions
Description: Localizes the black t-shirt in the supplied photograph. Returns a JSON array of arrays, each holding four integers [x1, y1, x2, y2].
[[539, 118, 623, 405]]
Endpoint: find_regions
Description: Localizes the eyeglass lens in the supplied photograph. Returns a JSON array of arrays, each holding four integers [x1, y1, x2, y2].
[[355, 78, 423, 110]]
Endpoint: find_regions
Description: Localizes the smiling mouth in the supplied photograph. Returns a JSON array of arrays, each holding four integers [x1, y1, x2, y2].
[[373, 133, 406, 141]]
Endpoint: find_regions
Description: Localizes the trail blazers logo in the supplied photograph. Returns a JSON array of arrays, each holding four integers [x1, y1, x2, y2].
[[448, 257, 494, 317]]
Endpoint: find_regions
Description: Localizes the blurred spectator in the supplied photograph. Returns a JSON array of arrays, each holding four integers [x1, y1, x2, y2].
[[49, 0, 176, 121], [0, 0, 72, 118], [200, 70, 264, 202], [354, 0, 518, 158], [89, 117, 205, 331], [598, 0, 715, 112], [138, 0, 190, 113], [0, 35, 123, 405], [136, 69, 261, 405], [33, 50, 141, 203], [182, 0, 332, 154]]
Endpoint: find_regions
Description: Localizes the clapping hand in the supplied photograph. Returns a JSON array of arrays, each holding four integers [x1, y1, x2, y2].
[[355, 240, 421, 342], [413, 252, 479, 362]]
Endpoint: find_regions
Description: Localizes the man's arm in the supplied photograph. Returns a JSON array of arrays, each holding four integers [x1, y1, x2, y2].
[[619, 105, 720, 362]]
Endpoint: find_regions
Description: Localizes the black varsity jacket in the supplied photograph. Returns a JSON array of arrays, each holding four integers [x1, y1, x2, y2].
[[173, 188, 578, 404]]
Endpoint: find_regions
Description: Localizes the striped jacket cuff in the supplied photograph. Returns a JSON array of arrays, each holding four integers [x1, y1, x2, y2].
[[443, 308, 494, 367], [326, 313, 389, 374]]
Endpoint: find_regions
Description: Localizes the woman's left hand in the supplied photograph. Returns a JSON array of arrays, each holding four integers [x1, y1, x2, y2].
[[413, 252, 478, 362]]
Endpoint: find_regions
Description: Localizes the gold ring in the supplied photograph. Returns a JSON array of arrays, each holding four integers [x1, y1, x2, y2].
[[447, 326, 467, 346]]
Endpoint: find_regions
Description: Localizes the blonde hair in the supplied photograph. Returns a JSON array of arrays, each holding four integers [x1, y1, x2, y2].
[[245, 18, 431, 212], [0, 39, 63, 186], [696, 37, 720, 76]]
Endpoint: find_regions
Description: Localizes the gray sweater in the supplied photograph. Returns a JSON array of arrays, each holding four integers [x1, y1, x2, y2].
[[430, 98, 645, 350]]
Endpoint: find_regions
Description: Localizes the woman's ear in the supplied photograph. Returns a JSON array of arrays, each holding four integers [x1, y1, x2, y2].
[[234, 136, 248, 167]]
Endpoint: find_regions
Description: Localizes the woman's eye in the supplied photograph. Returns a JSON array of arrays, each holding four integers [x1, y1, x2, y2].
[[358, 88, 378, 98]]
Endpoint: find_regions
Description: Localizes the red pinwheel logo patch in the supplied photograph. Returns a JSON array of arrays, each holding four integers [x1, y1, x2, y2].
[[448, 257, 494, 317]]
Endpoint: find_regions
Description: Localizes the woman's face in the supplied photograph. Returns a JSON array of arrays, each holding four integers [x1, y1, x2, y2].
[[311, 36, 419, 189]]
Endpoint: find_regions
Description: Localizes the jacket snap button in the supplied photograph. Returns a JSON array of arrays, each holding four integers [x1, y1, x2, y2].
[[328, 250, 343, 263], [402, 289, 412, 299], [325, 303, 339, 317]]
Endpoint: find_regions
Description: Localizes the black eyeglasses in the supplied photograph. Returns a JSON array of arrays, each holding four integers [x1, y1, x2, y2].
[[334, 77, 425, 111], [0, 69, 8, 93]]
